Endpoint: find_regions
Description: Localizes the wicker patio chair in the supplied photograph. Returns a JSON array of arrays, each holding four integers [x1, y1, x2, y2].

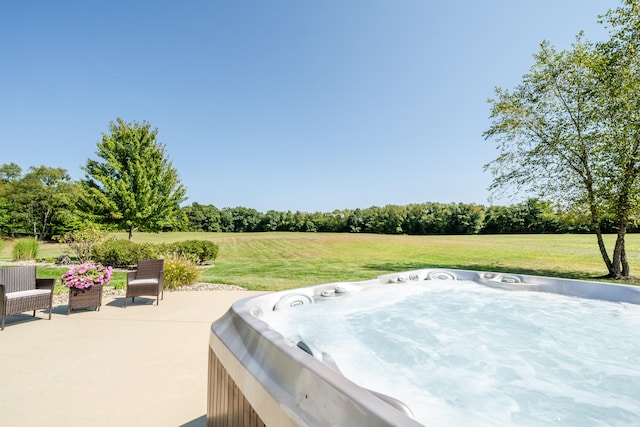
[[1, 266, 55, 330], [124, 259, 164, 308]]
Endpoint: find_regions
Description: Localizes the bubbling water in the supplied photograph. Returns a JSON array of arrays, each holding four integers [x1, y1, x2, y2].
[[263, 280, 640, 426]]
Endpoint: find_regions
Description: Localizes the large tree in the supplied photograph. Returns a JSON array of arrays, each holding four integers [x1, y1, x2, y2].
[[0, 164, 79, 239], [82, 118, 187, 239], [483, 0, 640, 279]]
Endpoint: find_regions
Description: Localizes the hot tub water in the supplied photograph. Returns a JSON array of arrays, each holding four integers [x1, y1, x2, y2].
[[263, 280, 640, 426]]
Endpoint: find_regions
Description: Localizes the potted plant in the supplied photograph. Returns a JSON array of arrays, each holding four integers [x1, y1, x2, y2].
[[62, 262, 113, 314]]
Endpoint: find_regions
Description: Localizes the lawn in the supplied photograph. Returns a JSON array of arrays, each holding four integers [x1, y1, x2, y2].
[[3, 232, 638, 292], [195, 232, 640, 290]]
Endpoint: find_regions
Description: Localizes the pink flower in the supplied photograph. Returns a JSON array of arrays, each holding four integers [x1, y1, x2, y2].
[[62, 262, 113, 290]]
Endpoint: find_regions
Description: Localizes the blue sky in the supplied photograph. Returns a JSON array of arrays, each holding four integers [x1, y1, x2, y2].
[[1, 1, 615, 213]]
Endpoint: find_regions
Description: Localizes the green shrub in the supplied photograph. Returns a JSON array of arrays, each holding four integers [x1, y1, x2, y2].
[[91, 240, 163, 267], [165, 240, 219, 265], [12, 238, 39, 261], [91, 239, 216, 269], [135, 243, 162, 262], [92, 239, 137, 267], [163, 255, 200, 289]]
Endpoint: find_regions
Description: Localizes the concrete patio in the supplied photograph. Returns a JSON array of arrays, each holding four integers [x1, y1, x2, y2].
[[0, 290, 264, 427]]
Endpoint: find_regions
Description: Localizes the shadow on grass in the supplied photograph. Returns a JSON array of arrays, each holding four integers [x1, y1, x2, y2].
[[363, 262, 605, 282]]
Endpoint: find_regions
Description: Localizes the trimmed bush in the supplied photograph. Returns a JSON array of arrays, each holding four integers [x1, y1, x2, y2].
[[163, 255, 200, 289], [135, 243, 162, 262], [91, 240, 161, 267], [91, 239, 138, 267], [165, 240, 219, 265], [12, 238, 39, 261], [91, 239, 219, 268]]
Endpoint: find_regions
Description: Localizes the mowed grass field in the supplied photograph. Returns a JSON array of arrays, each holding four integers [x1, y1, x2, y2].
[[3, 232, 639, 291]]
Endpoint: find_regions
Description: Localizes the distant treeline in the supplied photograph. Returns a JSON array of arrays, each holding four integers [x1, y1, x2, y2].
[[182, 198, 630, 235], [1, 169, 632, 239]]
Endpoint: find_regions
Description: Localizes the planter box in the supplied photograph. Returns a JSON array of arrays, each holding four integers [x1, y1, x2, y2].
[[68, 284, 103, 315]]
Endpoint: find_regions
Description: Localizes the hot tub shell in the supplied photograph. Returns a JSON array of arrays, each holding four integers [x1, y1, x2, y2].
[[207, 268, 640, 427]]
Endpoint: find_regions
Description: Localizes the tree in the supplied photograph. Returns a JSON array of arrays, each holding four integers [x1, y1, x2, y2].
[[482, 199, 557, 234], [223, 206, 262, 233], [422, 202, 450, 234], [0, 163, 22, 182], [362, 205, 406, 234], [183, 203, 223, 232], [342, 208, 361, 233], [446, 203, 486, 234], [260, 210, 284, 231], [82, 118, 187, 240], [483, 1, 640, 278], [2, 165, 78, 240]]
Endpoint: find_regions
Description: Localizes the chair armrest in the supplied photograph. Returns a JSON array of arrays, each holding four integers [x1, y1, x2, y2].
[[0, 283, 5, 301], [36, 278, 55, 292]]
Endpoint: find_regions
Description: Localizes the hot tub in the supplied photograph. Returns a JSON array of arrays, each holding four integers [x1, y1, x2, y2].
[[207, 269, 640, 426]]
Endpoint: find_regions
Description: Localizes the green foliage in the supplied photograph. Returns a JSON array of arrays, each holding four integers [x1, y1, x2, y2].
[[182, 202, 495, 235], [225, 206, 263, 232], [12, 238, 39, 261], [91, 239, 217, 267], [91, 239, 161, 267], [555, 208, 594, 233], [0, 164, 81, 240], [0, 196, 11, 235], [163, 255, 200, 289], [483, 199, 557, 234], [164, 240, 219, 265], [81, 118, 187, 240], [0, 163, 21, 236], [183, 203, 224, 232], [483, 1, 640, 278], [91, 239, 137, 267], [448, 203, 486, 235], [56, 227, 108, 263]]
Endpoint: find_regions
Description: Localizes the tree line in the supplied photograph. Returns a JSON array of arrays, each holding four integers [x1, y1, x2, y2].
[[183, 199, 631, 235], [0, 161, 627, 240]]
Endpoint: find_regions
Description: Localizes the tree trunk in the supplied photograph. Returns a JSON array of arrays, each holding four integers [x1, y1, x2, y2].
[[594, 226, 615, 277], [612, 222, 629, 279], [587, 191, 614, 276], [621, 245, 630, 277], [38, 207, 52, 241]]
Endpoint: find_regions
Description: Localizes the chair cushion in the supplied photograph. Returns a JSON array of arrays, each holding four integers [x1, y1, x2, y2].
[[6, 289, 51, 300], [128, 278, 159, 286]]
